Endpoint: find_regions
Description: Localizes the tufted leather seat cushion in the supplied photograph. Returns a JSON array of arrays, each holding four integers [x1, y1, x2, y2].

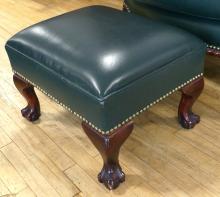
[[5, 6, 205, 132]]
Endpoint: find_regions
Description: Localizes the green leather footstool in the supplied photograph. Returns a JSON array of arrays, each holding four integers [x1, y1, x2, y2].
[[5, 6, 205, 190]]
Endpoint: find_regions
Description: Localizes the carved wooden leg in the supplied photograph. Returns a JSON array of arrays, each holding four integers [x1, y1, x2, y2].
[[178, 76, 204, 129], [82, 121, 133, 190], [13, 74, 41, 121], [207, 48, 220, 57]]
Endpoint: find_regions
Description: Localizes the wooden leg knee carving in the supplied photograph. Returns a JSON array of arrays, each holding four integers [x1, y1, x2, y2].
[[13, 74, 41, 121], [178, 76, 204, 129], [82, 121, 133, 190]]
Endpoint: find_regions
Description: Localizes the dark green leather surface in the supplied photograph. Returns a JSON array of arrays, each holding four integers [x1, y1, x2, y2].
[[136, 0, 220, 19], [5, 6, 206, 132], [125, 0, 220, 46]]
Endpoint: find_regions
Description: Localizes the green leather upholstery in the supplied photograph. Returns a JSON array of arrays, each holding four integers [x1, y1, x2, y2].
[[5, 6, 205, 132], [125, 0, 220, 47]]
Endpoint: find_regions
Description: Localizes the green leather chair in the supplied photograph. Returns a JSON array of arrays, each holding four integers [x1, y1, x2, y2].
[[123, 0, 220, 57]]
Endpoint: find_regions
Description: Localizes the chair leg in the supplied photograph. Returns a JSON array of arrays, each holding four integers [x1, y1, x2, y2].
[[13, 74, 41, 121], [178, 76, 204, 129], [82, 121, 133, 190]]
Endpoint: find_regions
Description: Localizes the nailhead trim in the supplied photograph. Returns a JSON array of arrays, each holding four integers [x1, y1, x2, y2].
[[13, 70, 203, 134], [123, 1, 131, 13], [207, 44, 220, 51]]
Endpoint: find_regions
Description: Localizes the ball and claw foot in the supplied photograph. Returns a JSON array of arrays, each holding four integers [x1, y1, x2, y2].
[[178, 76, 204, 130], [21, 105, 41, 122], [98, 164, 125, 190], [179, 112, 200, 129]]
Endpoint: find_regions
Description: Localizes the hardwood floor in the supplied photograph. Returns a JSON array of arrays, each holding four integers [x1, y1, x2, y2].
[[0, 0, 220, 196]]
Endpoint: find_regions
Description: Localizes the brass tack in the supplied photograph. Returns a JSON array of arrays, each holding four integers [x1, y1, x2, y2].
[[13, 70, 203, 134]]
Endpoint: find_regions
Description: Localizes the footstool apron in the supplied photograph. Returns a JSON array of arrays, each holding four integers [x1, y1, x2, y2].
[[5, 6, 206, 190]]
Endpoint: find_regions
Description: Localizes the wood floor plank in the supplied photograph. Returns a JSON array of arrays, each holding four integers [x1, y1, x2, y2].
[[0, 151, 26, 194], [65, 164, 109, 197], [1, 143, 60, 197], [29, 154, 79, 196], [0, 179, 11, 196], [0, 110, 79, 196], [74, 193, 83, 197], [133, 102, 220, 196], [0, 128, 11, 148], [0, 100, 75, 172], [120, 148, 190, 197], [16, 187, 36, 197]]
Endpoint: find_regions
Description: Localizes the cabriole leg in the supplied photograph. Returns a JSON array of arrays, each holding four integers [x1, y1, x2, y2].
[[13, 74, 41, 121], [82, 121, 133, 190]]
